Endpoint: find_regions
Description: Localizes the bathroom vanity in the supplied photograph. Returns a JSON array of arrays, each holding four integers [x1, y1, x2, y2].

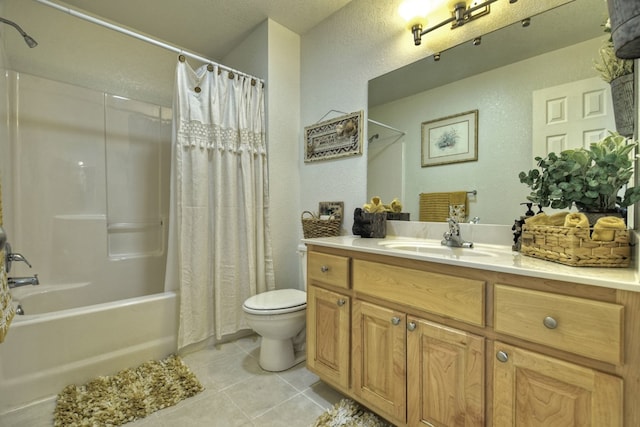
[[304, 234, 640, 426]]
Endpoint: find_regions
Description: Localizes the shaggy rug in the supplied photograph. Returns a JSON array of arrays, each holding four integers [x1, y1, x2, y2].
[[53, 355, 204, 426], [313, 399, 394, 427]]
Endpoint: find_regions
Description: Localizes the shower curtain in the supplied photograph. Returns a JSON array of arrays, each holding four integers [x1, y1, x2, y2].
[[166, 59, 275, 349]]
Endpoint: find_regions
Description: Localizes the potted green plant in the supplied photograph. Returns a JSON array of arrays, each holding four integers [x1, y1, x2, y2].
[[519, 132, 640, 219]]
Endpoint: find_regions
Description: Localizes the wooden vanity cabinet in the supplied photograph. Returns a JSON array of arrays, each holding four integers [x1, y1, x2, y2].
[[407, 317, 484, 427], [306, 251, 351, 389], [493, 341, 623, 426], [306, 245, 636, 426]]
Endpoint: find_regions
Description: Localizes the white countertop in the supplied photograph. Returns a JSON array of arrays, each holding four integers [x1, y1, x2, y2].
[[302, 235, 640, 292]]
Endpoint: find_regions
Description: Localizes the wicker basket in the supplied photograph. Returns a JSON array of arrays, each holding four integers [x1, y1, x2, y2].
[[520, 224, 630, 267], [301, 211, 341, 238]]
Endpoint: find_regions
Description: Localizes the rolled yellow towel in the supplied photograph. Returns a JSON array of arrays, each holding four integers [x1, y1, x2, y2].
[[390, 198, 402, 213], [524, 213, 549, 225], [592, 216, 626, 241], [547, 212, 570, 226], [564, 212, 589, 228]]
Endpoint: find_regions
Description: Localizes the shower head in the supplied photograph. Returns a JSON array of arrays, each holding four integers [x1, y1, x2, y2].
[[0, 17, 38, 48]]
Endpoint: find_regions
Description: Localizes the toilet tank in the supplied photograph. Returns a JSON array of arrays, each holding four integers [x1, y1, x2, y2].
[[297, 243, 307, 291]]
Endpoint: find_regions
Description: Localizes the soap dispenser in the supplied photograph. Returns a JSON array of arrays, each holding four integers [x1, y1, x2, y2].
[[512, 203, 535, 251]]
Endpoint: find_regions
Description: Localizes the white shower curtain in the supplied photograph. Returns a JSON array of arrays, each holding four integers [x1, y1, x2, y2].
[[166, 59, 275, 349]]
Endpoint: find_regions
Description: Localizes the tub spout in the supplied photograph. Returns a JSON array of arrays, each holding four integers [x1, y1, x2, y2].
[[8, 274, 39, 288]]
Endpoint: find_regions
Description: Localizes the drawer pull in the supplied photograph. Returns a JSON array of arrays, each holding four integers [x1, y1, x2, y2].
[[543, 316, 558, 329], [391, 316, 401, 326], [320, 265, 330, 273], [336, 298, 346, 307], [407, 321, 417, 331], [496, 350, 509, 363]]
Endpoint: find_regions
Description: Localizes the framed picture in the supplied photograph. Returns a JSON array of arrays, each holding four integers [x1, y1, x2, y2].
[[318, 201, 344, 223], [304, 111, 363, 162], [421, 110, 478, 167]]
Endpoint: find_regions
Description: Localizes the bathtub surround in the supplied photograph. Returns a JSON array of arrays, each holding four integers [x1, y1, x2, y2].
[[166, 59, 275, 349], [53, 354, 203, 426]]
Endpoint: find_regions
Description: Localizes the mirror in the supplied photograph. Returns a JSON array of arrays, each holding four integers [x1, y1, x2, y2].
[[367, 0, 610, 225]]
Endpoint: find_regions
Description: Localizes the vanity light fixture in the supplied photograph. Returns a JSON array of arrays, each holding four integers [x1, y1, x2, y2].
[[400, 0, 511, 46]]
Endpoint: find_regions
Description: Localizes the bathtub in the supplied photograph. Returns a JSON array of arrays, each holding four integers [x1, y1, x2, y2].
[[0, 288, 178, 414]]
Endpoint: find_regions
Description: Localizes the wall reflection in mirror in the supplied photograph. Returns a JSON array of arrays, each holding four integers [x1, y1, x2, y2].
[[367, 0, 620, 226]]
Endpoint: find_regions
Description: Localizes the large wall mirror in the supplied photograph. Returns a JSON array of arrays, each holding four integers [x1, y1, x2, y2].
[[367, 0, 617, 226]]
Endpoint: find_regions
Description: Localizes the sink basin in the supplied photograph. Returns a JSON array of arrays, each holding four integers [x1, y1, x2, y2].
[[378, 240, 499, 258]]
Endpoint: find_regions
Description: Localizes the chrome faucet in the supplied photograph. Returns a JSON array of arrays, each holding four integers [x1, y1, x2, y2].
[[441, 217, 474, 248], [8, 274, 39, 288], [4, 243, 32, 273]]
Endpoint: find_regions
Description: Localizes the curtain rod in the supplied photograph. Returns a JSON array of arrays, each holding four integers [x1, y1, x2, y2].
[[34, 0, 264, 85]]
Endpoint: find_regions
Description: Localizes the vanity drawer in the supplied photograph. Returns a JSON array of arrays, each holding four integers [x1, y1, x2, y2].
[[308, 251, 350, 289], [494, 284, 623, 365], [353, 259, 485, 326]]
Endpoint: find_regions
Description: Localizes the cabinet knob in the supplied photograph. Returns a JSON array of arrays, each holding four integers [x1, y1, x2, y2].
[[543, 316, 558, 329], [391, 316, 401, 325], [407, 321, 417, 331], [496, 350, 509, 363], [337, 298, 346, 307], [320, 265, 329, 273]]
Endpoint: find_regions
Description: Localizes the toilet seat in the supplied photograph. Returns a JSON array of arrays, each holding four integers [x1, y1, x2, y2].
[[243, 289, 306, 315]]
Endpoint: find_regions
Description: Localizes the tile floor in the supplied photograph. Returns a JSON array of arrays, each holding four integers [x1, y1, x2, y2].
[[0, 334, 346, 426]]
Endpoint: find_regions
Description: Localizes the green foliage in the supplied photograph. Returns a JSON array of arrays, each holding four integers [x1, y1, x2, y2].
[[519, 132, 640, 211]]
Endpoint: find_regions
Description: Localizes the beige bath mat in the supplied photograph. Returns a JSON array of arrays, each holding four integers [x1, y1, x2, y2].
[[54, 354, 204, 426], [313, 398, 393, 427]]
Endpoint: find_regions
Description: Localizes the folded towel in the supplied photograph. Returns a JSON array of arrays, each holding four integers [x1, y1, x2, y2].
[[547, 212, 570, 226], [524, 213, 549, 225], [390, 198, 402, 213], [419, 192, 451, 222], [419, 192, 467, 222], [592, 216, 626, 241], [363, 196, 386, 213], [564, 212, 589, 228]]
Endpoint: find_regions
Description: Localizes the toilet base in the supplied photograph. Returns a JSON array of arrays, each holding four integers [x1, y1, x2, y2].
[[259, 337, 306, 372]]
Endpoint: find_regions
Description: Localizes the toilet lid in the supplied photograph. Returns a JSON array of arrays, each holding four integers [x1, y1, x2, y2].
[[243, 289, 306, 315]]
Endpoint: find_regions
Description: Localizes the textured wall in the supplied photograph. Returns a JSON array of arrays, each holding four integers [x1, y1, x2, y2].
[[299, 0, 572, 230]]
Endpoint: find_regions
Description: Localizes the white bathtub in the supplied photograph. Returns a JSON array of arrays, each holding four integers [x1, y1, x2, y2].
[[0, 288, 178, 414]]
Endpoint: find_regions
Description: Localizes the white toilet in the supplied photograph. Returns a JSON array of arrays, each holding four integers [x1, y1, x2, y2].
[[242, 245, 307, 371]]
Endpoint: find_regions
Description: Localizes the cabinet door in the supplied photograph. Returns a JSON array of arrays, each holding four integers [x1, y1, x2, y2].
[[407, 317, 484, 427], [306, 285, 350, 389], [493, 341, 623, 426], [352, 300, 406, 423]]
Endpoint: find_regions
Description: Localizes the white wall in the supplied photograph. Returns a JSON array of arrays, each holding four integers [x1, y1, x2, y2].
[[299, 0, 572, 230]]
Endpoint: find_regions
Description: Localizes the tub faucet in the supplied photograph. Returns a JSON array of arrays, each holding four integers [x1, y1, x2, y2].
[[8, 274, 39, 288], [442, 217, 474, 248], [4, 243, 32, 273]]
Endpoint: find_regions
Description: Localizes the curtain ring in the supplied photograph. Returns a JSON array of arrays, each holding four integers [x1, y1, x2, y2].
[[207, 64, 214, 72], [194, 86, 201, 93], [178, 54, 186, 62], [251, 79, 256, 86], [228, 71, 235, 79]]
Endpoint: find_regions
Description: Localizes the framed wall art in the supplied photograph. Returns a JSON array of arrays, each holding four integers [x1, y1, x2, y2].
[[304, 111, 363, 162], [421, 110, 478, 167]]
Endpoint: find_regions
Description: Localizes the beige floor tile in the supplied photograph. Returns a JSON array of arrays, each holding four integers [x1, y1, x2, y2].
[[251, 393, 326, 427], [224, 373, 300, 420], [0, 336, 342, 427], [302, 381, 345, 410], [277, 361, 319, 392]]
